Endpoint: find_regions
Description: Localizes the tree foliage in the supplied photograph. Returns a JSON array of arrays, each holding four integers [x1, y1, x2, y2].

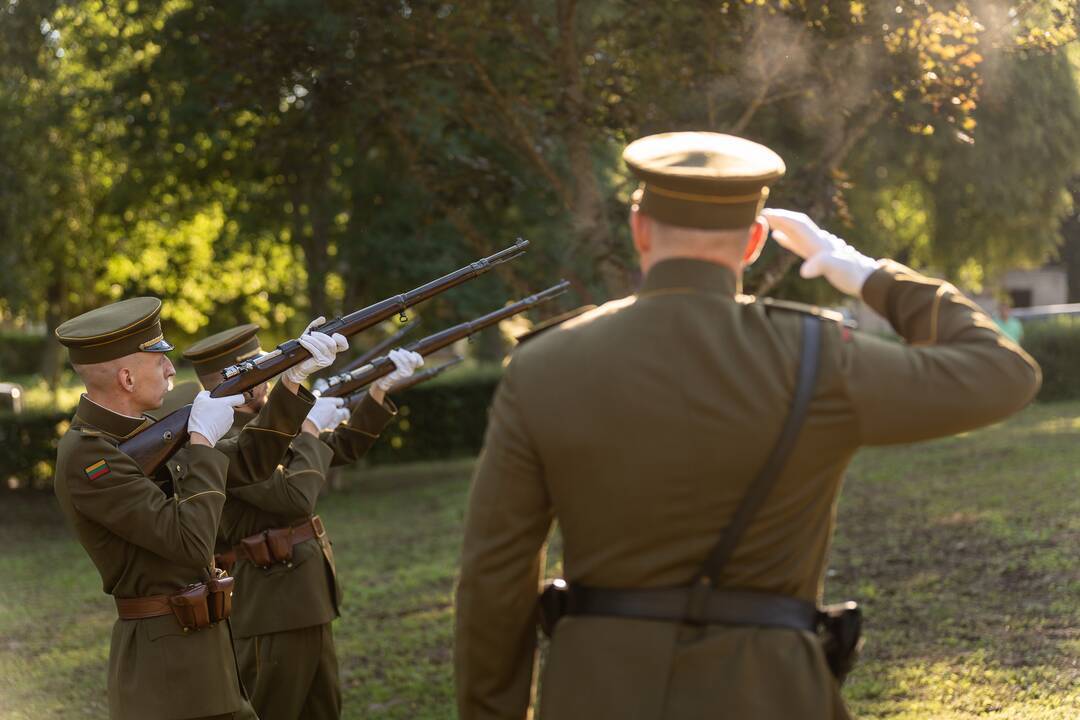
[[1, 0, 1078, 381]]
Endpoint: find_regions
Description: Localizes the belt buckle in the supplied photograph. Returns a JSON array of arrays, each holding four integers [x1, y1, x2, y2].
[[311, 515, 326, 538]]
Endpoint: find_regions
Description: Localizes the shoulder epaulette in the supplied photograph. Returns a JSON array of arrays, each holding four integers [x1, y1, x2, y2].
[[756, 297, 847, 324], [515, 305, 598, 346], [76, 427, 107, 439]]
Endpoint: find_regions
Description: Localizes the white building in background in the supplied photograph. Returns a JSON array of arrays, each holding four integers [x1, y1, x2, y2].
[[1001, 266, 1068, 308]]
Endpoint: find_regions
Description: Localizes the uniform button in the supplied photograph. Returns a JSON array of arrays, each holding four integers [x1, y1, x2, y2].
[[175, 464, 181, 473]]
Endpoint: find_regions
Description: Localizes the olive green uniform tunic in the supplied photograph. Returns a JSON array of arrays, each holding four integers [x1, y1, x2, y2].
[[53, 381, 315, 720], [221, 392, 396, 720], [455, 258, 1041, 720]]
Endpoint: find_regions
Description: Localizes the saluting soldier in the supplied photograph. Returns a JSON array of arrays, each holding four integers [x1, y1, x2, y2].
[[53, 298, 348, 720], [179, 323, 422, 720], [454, 132, 1042, 719]]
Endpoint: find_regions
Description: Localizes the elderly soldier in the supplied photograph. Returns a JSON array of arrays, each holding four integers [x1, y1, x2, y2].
[[454, 132, 1041, 720], [53, 298, 347, 720], [180, 324, 422, 720]]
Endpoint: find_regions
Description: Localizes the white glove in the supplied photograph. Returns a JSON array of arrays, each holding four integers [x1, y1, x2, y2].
[[375, 348, 424, 392], [333, 406, 351, 426], [311, 377, 330, 396], [305, 396, 346, 432], [284, 317, 349, 386], [188, 391, 245, 446], [762, 208, 880, 297]]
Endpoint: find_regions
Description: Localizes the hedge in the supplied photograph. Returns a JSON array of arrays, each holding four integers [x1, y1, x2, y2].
[[3, 317, 1077, 490], [0, 379, 502, 490], [1023, 316, 1080, 402], [365, 377, 500, 465], [0, 411, 70, 490], [0, 333, 49, 376]]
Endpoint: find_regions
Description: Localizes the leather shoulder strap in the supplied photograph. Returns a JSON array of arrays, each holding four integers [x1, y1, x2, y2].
[[699, 314, 824, 585]]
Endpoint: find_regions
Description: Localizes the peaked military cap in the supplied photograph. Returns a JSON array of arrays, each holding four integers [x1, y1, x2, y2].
[[623, 132, 786, 230], [183, 324, 262, 379], [56, 297, 174, 364]]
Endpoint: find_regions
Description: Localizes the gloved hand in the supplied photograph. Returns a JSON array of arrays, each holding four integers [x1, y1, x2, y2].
[[305, 396, 346, 432], [188, 391, 245, 446], [311, 377, 330, 396], [762, 209, 880, 297], [333, 406, 352, 426], [375, 348, 424, 392], [284, 317, 349, 386]]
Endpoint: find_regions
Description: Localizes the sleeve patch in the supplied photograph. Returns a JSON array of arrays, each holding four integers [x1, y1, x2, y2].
[[85, 459, 111, 481]]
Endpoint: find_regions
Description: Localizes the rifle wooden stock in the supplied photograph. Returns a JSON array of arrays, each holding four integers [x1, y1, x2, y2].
[[323, 281, 570, 399], [118, 240, 528, 475], [339, 321, 420, 374], [119, 405, 193, 475], [344, 355, 465, 409], [210, 238, 528, 399]]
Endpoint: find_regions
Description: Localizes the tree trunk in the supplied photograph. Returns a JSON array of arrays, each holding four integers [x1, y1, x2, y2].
[[555, 0, 628, 298], [1061, 180, 1080, 304], [292, 181, 329, 319], [41, 272, 66, 392]]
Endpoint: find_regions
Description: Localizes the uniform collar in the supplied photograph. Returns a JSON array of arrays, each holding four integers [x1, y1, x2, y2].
[[639, 258, 740, 297], [74, 394, 153, 440]]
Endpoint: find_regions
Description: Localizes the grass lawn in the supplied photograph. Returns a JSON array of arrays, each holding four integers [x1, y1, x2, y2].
[[1, 402, 1078, 719]]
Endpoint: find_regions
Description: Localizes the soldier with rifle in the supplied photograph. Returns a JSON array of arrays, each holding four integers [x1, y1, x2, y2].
[[454, 132, 1042, 720], [177, 322, 422, 720], [52, 298, 349, 720], [51, 240, 531, 720]]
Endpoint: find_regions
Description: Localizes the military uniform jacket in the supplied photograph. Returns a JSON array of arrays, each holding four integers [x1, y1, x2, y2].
[[220, 392, 396, 639], [455, 258, 1041, 720], [53, 381, 314, 720]]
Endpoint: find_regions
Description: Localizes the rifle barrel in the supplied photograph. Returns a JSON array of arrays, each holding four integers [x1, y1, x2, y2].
[[210, 238, 527, 399], [322, 281, 570, 399]]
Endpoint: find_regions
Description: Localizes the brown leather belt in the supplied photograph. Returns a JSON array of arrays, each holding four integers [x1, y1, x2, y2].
[[217, 515, 326, 570], [114, 573, 235, 630], [115, 594, 172, 620]]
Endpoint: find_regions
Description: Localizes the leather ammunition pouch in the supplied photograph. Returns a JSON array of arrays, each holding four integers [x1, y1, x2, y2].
[[222, 515, 326, 570], [115, 571, 236, 631], [207, 569, 235, 625], [536, 317, 862, 684], [169, 583, 211, 630]]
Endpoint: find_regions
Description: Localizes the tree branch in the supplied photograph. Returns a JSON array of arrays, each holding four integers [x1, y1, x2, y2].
[[461, 47, 574, 210]]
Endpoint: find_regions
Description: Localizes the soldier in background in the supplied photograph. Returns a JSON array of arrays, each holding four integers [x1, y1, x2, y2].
[[179, 323, 422, 720], [52, 298, 347, 720], [454, 132, 1041, 720]]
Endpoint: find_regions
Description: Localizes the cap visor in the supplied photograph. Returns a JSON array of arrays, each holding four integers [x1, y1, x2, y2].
[[142, 339, 175, 353]]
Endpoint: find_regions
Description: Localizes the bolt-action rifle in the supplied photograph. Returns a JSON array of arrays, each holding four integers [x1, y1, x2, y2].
[[118, 240, 529, 474], [319, 281, 570, 401]]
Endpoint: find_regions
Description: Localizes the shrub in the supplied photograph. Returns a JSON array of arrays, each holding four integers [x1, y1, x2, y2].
[[366, 376, 501, 465], [1023, 316, 1080, 402], [0, 411, 70, 490], [0, 333, 49, 376]]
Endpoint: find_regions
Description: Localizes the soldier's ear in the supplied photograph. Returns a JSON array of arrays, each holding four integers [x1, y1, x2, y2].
[[631, 207, 652, 256], [743, 217, 768, 266], [117, 366, 137, 394]]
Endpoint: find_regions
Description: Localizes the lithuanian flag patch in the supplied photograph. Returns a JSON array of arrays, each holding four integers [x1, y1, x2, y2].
[[84, 460, 110, 481]]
